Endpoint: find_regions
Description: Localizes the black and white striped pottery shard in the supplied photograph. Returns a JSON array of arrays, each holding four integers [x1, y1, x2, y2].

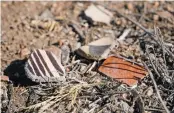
[[25, 49, 66, 83]]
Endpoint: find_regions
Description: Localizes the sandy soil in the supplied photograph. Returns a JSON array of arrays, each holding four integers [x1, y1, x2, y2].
[[1, 1, 174, 113]]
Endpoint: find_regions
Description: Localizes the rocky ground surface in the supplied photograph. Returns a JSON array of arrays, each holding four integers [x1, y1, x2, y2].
[[1, 1, 174, 113]]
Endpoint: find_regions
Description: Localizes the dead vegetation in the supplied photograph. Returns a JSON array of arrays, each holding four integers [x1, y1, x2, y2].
[[1, 1, 174, 113]]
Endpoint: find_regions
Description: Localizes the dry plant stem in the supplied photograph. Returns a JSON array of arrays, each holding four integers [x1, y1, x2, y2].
[[144, 63, 170, 113], [147, 49, 161, 78], [89, 96, 109, 108], [22, 95, 58, 111], [138, 2, 147, 23], [38, 94, 68, 113], [147, 48, 170, 82], [95, 3, 154, 36], [80, 63, 93, 74], [154, 27, 167, 66], [87, 61, 97, 73], [117, 12, 154, 36], [144, 108, 166, 112], [118, 29, 131, 42], [97, 1, 174, 61], [120, 12, 174, 60], [154, 28, 174, 58]]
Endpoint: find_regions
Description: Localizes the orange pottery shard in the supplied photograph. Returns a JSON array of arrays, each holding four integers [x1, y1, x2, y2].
[[98, 56, 148, 86], [0, 75, 9, 82]]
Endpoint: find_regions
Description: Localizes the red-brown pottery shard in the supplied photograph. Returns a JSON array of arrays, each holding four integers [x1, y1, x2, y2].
[[98, 56, 148, 86]]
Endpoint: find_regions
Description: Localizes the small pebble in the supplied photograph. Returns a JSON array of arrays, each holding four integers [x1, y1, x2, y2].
[[20, 48, 30, 58], [127, 3, 134, 11], [146, 87, 153, 97], [153, 15, 159, 21]]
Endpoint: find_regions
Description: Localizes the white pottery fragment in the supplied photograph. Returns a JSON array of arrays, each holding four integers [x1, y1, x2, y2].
[[76, 37, 116, 60], [85, 4, 113, 25]]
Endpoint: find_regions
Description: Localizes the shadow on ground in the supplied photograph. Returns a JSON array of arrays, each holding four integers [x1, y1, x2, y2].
[[4, 59, 38, 86]]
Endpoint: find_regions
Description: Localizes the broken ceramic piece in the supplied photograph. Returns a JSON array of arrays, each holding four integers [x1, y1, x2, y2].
[[98, 56, 148, 86], [85, 4, 113, 25], [76, 37, 116, 60], [25, 49, 66, 83], [45, 45, 62, 60]]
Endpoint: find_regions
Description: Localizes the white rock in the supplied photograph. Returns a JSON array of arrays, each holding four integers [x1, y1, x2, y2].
[[85, 4, 113, 25]]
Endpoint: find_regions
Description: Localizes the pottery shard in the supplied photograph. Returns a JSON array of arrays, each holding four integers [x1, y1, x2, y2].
[[98, 56, 148, 86], [85, 4, 113, 25], [76, 37, 115, 60], [45, 45, 62, 60]]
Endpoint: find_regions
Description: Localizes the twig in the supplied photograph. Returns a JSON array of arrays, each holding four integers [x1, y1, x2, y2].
[[87, 61, 97, 73], [146, 47, 171, 83], [146, 48, 161, 78], [154, 27, 167, 66], [143, 63, 170, 113], [116, 12, 154, 36], [89, 96, 108, 108], [118, 29, 131, 42], [144, 108, 165, 112], [138, 2, 147, 23], [94, 3, 154, 37]]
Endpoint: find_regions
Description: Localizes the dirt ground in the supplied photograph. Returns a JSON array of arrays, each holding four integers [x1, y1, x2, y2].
[[1, 1, 174, 113]]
